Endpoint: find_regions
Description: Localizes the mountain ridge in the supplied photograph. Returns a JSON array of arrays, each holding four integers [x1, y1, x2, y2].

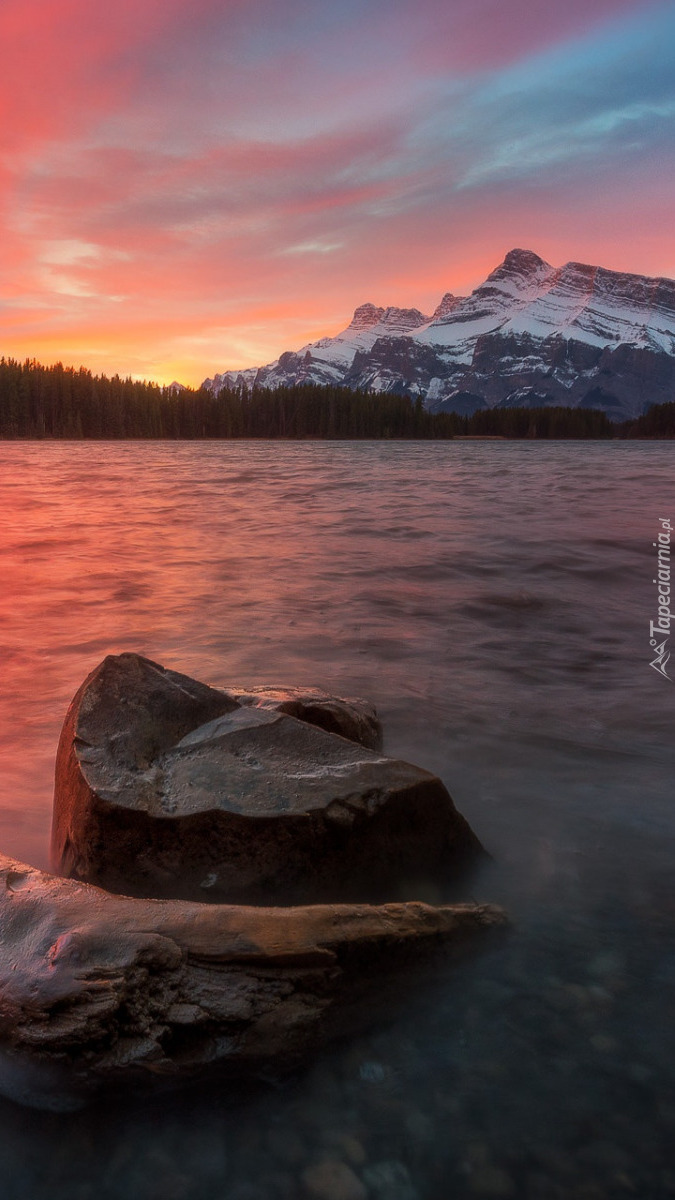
[[203, 250, 675, 419]]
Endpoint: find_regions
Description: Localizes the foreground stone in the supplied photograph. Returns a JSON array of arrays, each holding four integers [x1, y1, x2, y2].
[[52, 654, 484, 904], [220, 684, 383, 752], [0, 854, 506, 1108]]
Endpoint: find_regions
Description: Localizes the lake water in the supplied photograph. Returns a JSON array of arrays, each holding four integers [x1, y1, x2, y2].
[[0, 440, 673, 1199]]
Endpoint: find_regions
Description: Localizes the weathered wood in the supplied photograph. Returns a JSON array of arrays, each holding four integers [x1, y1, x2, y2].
[[0, 854, 506, 1106]]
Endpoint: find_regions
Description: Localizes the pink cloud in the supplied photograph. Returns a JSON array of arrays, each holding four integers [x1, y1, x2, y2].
[[0, 0, 673, 385], [398, 0, 650, 73]]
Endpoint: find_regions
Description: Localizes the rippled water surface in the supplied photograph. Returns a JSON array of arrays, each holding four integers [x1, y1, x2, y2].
[[0, 440, 673, 1199]]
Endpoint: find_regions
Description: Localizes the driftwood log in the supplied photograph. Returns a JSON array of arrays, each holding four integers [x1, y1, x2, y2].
[[0, 854, 506, 1107]]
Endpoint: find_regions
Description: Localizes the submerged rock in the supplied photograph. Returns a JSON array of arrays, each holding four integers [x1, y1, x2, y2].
[[302, 1159, 368, 1200], [52, 654, 484, 904], [0, 853, 506, 1107], [362, 1160, 420, 1200]]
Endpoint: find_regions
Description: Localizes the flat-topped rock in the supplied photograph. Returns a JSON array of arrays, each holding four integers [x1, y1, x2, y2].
[[0, 853, 506, 1109], [52, 654, 484, 904]]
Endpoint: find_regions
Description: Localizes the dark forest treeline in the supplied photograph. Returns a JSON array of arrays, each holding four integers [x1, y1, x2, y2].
[[0, 358, 457, 439], [454, 405, 612, 439], [1, 358, 197, 439], [0, 357, 672, 439], [619, 401, 675, 438]]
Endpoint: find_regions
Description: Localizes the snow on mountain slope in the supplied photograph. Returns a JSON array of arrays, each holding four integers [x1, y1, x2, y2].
[[417, 249, 675, 356], [207, 304, 430, 394], [416, 249, 556, 354], [203, 250, 675, 419], [428, 292, 464, 322], [502, 261, 675, 353], [304, 303, 430, 367]]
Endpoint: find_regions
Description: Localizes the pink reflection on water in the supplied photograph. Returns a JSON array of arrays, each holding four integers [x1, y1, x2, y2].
[[0, 438, 670, 870]]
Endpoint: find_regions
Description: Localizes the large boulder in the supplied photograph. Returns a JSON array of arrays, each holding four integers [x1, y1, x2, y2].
[[52, 654, 484, 905], [0, 854, 506, 1108]]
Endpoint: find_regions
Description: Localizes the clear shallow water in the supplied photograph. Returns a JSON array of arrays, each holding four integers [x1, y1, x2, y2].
[[0, 440, 673, 1198]]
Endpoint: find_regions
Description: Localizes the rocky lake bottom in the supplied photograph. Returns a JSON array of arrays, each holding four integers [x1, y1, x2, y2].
[[0, 439, 673, 1199]]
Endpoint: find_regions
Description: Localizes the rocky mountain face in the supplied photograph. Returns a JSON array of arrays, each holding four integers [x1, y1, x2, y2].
[[203, 250, 675, 419]]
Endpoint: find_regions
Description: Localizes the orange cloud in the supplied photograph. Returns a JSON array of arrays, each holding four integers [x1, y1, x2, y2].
[[0, 0, 673, 386]]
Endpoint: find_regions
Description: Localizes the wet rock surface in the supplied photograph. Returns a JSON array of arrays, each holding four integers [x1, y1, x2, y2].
[[220, 684, 383, 752], [0, 653, 506, 1111], [0, 853, 506, 1107], [52, 653, 483, 904]]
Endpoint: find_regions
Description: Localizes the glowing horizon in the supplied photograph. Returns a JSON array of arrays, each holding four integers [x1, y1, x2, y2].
[[2, 0, 674, 387]]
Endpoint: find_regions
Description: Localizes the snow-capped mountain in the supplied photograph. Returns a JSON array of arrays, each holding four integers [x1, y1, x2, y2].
[[203, 250, 675, 419]]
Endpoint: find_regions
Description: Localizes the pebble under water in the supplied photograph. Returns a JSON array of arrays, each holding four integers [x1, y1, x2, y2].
[[0, 439, 673, 1199]]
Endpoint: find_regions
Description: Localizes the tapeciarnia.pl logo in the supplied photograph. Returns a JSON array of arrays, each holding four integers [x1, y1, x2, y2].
[[650, 517, 673, 681]]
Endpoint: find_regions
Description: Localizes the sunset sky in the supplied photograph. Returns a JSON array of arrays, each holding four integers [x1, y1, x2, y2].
[[2, 0, 674, 386]]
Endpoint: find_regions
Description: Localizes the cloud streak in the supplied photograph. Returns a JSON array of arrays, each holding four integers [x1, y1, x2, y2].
[[1, 0, 673, 383]]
